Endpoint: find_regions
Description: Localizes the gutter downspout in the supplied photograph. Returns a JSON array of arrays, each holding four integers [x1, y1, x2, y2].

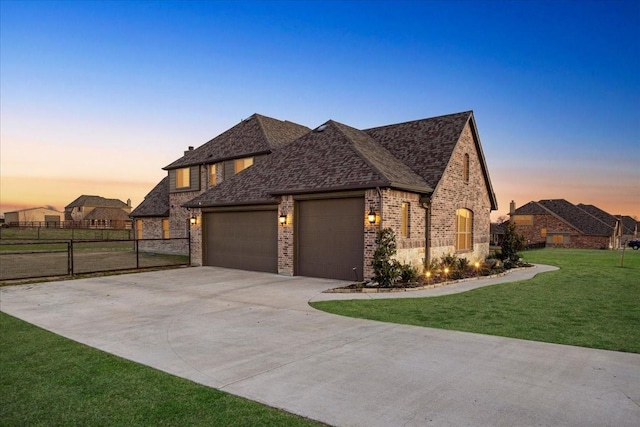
[[376, 187, 383, 228], [421, 197, 431, 269]]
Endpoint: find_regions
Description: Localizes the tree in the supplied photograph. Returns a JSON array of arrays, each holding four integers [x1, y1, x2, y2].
[[501, 221, 525, 262], [372, 228, 401, 287]]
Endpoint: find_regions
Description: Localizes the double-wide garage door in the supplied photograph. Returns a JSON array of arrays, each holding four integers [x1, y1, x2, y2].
[[203, 209, 278, 273], [203, 197, 364, 280]]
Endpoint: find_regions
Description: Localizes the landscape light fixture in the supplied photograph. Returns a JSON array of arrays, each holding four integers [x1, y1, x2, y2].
[[367, 207, 376, 224], [279, 212, 287, 226]]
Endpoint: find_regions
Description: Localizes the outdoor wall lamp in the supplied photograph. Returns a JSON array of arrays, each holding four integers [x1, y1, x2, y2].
[[190, 216, 197, 226], [279, 212, 287, 226], [367, 207, 376, 225]]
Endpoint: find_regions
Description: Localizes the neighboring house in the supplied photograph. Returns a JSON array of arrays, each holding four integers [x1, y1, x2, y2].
[[65, 195, 132, 229], [510, 199, 620, 249], [490, 221, 508, 246], [616, 215, 639, 244], [4, 207, 63, 226], [129, 177, 170, 239], [138, 110, 496, 281]]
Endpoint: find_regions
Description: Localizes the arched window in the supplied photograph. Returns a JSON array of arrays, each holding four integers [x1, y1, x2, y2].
[[456, 208, 473, 251], [463, 153, 470, 183]]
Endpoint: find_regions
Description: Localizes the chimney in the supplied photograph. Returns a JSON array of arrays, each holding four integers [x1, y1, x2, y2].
[[509, 200, 516, 215], [184, 146, 194, 156], [127, 198, 131, 208]]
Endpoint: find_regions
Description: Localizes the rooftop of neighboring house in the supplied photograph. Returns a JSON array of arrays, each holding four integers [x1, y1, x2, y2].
[[84, 207, 132, 221], [4, 207, 63, 214], [129, 177, 170, 218], [617, 215, 639, 235], [577, 204, 619, 228], [187, 111, 496, 208], [513, 199, 615, 236], [65, 195, 130, 210], [163, 113, 311, 170]]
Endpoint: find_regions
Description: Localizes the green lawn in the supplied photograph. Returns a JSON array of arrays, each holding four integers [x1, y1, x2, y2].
[[311, 248, 640, 353], [0, 312, 322, 426]]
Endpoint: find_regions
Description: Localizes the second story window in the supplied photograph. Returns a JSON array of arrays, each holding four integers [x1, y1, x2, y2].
[[176, 167, 190, 188], [234, 157, 254, 174], [209, 164, 217, 186]]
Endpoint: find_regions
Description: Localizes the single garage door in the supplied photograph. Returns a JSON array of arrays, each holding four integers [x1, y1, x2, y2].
[[204, 209, 278, 273], [296, 197, 364, 280]]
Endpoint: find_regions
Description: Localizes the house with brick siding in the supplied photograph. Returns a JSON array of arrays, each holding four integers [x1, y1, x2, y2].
[[65, 195, 132, 229], [171, 111, 497, 281], [510, 199, 622, 249], [131, 114, 310, 242]]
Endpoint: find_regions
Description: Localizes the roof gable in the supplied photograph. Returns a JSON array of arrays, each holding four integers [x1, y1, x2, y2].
[[65, 195, 128, 209], [130, 177, 170, 218], [365, 111, 497, 209], [164, 114, 310, 170], [186, 120, 432, 207]]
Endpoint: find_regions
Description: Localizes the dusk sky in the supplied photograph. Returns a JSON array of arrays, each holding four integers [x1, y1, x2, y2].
[[1, 0, 638, 221]]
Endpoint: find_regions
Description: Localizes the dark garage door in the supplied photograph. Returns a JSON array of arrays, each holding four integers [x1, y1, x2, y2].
[[296, 197, 364, 281], [204, 210, 278, 273]]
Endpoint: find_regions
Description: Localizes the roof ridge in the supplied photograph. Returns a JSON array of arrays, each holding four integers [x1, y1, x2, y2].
[[364, 110, 472, 131]]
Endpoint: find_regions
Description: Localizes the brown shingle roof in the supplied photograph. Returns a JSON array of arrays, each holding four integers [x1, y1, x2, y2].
[[129, 177, 169, 218], [364, 111, 471, 189], [84, 207, 131, 221], [185, 120, 432, 207], [513, 201, 553, 215], [617, 215, 638, 235], [164, 114, 310, 170], [365, 111, 497, 210], [65, 195, 129, 209], [537, 199, 613, 236], [577, 204, 618, 229]]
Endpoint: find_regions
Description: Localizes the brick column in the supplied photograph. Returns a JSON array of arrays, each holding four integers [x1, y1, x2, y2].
[[278, 196, 295, 275]]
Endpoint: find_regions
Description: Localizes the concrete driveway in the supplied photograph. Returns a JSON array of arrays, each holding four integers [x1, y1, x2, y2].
[[1, 266, 639, 427]]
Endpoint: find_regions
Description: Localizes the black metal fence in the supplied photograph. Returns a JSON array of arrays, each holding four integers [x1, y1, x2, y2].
[[0, 238, 190, 281], [3, 220, 132, 229], [0, 225, 133, 241]]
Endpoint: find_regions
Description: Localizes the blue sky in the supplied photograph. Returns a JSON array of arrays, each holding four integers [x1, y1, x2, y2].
[[1, 0, 638, 219]]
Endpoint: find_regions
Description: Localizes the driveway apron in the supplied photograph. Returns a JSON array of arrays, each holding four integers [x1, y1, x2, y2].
[[1, 266, 639, 427]]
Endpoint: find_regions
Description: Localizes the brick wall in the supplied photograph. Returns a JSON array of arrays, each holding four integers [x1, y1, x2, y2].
[[277, 196, 295, 275], [429, 123, 492, 263], [376, 189, 426, 272], [189, 208, 202, 266], [515, 214, 613, 249]]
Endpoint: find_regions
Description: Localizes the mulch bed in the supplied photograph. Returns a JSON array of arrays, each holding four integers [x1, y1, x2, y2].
[[325, 264, 534, 293]]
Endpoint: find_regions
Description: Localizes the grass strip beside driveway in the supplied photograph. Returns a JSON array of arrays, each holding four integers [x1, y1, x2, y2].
[[311, 248, 640, 353], [0, 312, 323, 426]]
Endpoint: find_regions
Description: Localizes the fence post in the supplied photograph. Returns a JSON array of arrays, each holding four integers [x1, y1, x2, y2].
[[135, 239, 140, 269], [68, 240, 74, 275]]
